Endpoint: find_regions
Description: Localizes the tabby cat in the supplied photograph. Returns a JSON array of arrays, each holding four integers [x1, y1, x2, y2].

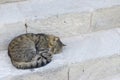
[[8, 33, 65, 69]]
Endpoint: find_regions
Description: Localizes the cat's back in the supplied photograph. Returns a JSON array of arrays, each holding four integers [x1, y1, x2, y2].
[[8, 33, 38, 53]]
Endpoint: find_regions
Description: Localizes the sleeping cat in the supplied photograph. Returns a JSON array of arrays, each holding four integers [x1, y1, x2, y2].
[[8, 33, 65, 69]]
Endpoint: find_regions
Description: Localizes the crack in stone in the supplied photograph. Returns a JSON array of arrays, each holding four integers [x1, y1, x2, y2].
[[68, 67, 70, 80], [25, 23, 28, 33]]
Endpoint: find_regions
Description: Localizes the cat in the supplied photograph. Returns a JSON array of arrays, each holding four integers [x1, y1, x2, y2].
[[8, 33, 65, 69]]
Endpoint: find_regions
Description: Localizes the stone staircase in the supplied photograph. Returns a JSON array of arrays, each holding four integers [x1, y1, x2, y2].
[[0, 0, 120, 80]]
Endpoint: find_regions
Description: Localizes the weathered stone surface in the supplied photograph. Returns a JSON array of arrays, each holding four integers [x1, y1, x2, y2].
[[69, 55, 120, 80], [5, 66, 68, 80], [26, 12, 91, 38], [0, 4, 25, 24], [92, 6, 120, 31], [0, 22, 26, 50]]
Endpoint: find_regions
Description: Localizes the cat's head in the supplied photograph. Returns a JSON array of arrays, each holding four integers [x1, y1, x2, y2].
[[47, 35, 65, 54]]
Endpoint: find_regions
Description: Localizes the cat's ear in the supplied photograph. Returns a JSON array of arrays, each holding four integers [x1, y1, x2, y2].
[[55, 37, 59, 41], [62, 43, 66, 46]]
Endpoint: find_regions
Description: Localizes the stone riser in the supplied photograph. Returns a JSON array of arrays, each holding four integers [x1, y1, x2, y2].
[[0, 6, 120, 50]]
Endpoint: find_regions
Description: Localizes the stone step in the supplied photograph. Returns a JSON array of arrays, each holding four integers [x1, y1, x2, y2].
[[0, 28, 120, 80], [2, 54, 120, 80], [0, 0, 120, 80], [0, 5, 120, 50]]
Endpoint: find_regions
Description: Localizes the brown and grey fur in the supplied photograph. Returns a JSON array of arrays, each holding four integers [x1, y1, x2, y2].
[[8, 33, 65, 69]]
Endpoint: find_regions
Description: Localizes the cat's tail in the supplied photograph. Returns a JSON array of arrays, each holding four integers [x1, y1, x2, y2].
[[11, 53, 52, 69]]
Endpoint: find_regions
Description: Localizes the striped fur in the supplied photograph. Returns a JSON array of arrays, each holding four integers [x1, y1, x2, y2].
[[8, 33, 65, 69]]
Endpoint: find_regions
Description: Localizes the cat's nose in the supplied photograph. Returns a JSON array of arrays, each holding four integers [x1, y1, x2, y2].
[[48, 53, 52, 56]]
